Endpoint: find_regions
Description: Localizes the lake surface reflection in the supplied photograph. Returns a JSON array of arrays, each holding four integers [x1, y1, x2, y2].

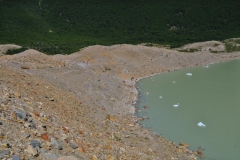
[[136, 59, 240, 160]]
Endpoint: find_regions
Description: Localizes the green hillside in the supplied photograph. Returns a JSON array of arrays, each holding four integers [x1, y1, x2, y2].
[[0, 0, 240, 54]]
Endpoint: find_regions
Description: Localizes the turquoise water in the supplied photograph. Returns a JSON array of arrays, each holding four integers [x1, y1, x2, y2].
[[136, 59, 240, 160]]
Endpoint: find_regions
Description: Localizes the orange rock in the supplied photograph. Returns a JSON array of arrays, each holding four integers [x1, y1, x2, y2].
[[106, 155, 115, 160], [32, 90, 38, 95], [105, 145, 112, 150], [41, 133, 49, 141], [79, 130, 83, 134], [78, 146, 86, 153], [107, 115, 115, 121], [120, 127, 125, 131], [21, 65, 30, 69], [62, 127, 69, 133], [4, 106, 9, 110], [33, 112, 40, 117], [14, 91, 21, 98], [12, 113, 17, 120]]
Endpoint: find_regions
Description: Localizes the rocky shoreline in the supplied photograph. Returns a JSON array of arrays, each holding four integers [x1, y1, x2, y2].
[[0, 43, 240, 160]]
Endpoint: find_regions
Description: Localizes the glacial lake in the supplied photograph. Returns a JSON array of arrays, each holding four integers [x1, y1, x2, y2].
[[136, 59, 240, 160]]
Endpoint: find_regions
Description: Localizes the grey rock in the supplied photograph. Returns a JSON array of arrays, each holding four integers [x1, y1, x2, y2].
[[24, 122, 32, 128], [57, 156, 79, 160], [23, 133, 30, 139], [99, 154, 105, 160], [29, 140, 41, 148], [51, 138, 62, 150], [26, 144, 38, 156], [17, 100, 28, 108], [40, 148, 47, 153], [55, 142, 63, 150], [27, 117, 33, 122], [61, 134, 69, 141], [11, 155, 21, 160], [153, 132, 160, 137], [52, 122, 59, 127], [198, 146, 205, 150], [69, 140, 78, 149], [26, 112, 32, 117], [42, 153, 59, 159], [30, 122, 36, 129], [15, 110, 26, 120], [51, 117, 56, 122], [40, 112, 45, 117], [0, 98, 8, 105], [0, 150, 10, 158], [48, 128, 54, 134], [120, 147, 125, 153], [9, 104, 16, 110]]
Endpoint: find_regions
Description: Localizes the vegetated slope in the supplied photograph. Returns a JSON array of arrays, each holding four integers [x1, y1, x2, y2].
[[0, 0, 240, 54]]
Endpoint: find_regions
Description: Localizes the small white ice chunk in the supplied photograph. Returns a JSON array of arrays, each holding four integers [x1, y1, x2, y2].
[[173, 81, 176, 83], [159, 96, 162, 98], [204, 65, 209, 68], [186, 73, 192, 76], [173, 103, 179, 107], [197, 122, 206, 127]]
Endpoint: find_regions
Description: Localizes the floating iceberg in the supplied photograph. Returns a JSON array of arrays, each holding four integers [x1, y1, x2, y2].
[[173, 103, 179, 108], [159, 96, 162, 98], [204, 65, 209, 68], [173, 81, 176, 83], [186, 73, 192, 76], [197, 122, 206, 127]]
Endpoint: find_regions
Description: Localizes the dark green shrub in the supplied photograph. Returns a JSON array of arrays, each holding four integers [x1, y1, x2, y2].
[[0, 0, 239, 54], [5, 48, 28, 55]]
